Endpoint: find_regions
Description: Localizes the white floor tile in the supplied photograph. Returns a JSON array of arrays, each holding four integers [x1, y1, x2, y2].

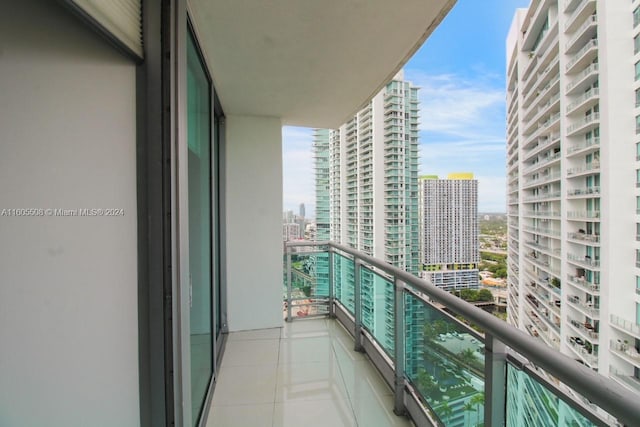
[[221, 339, 280, 367], [212, 364, 277, 405], [206, 403, 274, 427], [273, 399, 357, 427], [279, 336, 333, 364], [351, 395, 414, 427], [340, 359, 393, 400], [281, 318, 329, 339], [275, 361, 350, 403], [332, 334, 368, 363], [227, 327, 282, 341]]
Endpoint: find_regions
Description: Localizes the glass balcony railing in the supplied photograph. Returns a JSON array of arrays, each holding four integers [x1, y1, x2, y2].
[[284, 241, 640, 427]]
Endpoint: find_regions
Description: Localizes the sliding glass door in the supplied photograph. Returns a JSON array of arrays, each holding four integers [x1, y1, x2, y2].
[[187, 28, 214, 426]]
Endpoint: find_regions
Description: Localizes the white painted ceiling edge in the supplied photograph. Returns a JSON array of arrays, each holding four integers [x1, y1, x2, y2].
[[189, 0, 457, 128]]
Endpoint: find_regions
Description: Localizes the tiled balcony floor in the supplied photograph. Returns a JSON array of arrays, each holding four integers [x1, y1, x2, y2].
[[207, 318, 414, 427]]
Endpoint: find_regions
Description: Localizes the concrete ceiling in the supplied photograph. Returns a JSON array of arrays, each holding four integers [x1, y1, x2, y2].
[[190, 0, 456, 128]]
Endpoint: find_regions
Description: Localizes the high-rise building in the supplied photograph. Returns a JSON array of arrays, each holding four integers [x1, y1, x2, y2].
[[299, 203, 306, 219], [419, 173, 479, 291], [314, 129, 331, 243], [282, 222, 301, 241], [314, 70, 421, 350], [506, 0, 640, 407]]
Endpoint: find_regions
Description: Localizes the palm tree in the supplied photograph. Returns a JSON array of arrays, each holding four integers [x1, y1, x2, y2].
[[439, 401, 453, 426], [417, 368, 437, 396], [458, 348, 477, 367], [470, 392, 485, 426], [463, 400, 477, 425]]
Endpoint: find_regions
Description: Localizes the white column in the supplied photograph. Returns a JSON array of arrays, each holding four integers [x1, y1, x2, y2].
[[224, 115, 284, 331]]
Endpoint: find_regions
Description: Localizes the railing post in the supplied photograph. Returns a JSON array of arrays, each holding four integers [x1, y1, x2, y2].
[[353, 258, 364, 352], [484, 333, 507, 427], [393, 277, 406, 416], [328, 245, 335, 318], [286, 245, 293, 322]]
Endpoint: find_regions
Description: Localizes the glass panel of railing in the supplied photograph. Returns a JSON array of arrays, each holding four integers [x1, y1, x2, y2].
[[333, 252, 355, 315], [404, 292, 485, 426], [359, 266, 395, 357], [506, 363, 600, 427], [286, 249, 330, 318]]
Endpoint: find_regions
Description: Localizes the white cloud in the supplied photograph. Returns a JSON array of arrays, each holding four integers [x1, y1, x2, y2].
[[476, 175, 507, 212], [406, 70, 506, 140]]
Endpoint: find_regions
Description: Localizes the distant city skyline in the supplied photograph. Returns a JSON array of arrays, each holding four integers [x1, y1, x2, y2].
[[283, 0, 531, 217]]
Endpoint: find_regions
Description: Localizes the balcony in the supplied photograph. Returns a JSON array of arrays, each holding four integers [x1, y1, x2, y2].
[[522, 133, 560, 162], [523, 189, 562, 202], [610, 340, 640, 370], [282, 241, 638, 426], [565, 39, 598, 74], [567, 210, 600, 221], [568, 316, 599, 341], [566, 87, 599, 115], [610, 368, 640, 394], [567, 186, 600, 198], [523, 224, 561, 238], [567, 231, 600, 245], [564, 0, 596, 33], [210, 319, 410, 427], [523, 209, 560, 219], [566, 112, 600, 137], [566, 63, 599, 96], [610, 314, 640, 340], [566, 294, 600, 318], [567, 161, 600, 177], [566, 274, 600, 294], [522, 151, 561, 174], [565, 15, 597, 54], [566, 337, 598, 367], [567, 253, 600, 268], [566, 137, 600, 157]]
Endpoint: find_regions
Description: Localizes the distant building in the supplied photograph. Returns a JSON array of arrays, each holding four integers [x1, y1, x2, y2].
[[299, 203, 305, 219], [283, 210, 294, 223], [304, 222, 317, 241], [282, 223, 301, 241], [419, 173, 479, 291]]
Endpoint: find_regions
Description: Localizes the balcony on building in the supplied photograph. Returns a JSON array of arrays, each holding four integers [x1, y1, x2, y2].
[[280, 241, 640, 427]]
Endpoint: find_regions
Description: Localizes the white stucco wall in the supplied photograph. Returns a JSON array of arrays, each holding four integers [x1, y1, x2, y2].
[[0, 1, 139, 426], [224, 115, 284, 331]]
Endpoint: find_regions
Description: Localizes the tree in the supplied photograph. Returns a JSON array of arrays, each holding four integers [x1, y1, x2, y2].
[[471, 392, 485, 426], [460, 289, 478, 302], [463, 400, 477, 425], [458, 348, 477, 367], [477, 289, 494, 302], [417, 368, 438, 396], [439, 401, 453, 425], [494, 268, 507, 278]]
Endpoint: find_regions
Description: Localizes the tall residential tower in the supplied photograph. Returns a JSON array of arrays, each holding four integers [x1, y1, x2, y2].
[[419, 173, 479, 291], [506, 0, 640, 403], [314, 71, 420, 349]]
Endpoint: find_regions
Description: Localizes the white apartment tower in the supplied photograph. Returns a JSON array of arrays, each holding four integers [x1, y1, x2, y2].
[[419, 173, 479, 291], [314, 71, 420, 350], [315, 70, 420, 274], [507, 0, 640, 397]]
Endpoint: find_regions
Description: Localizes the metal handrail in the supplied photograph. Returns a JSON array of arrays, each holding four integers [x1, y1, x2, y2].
[[285, 240, 639, 426]]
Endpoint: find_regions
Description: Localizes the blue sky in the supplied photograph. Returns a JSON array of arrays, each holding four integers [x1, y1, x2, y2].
[[283, 0, 531, 217]]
